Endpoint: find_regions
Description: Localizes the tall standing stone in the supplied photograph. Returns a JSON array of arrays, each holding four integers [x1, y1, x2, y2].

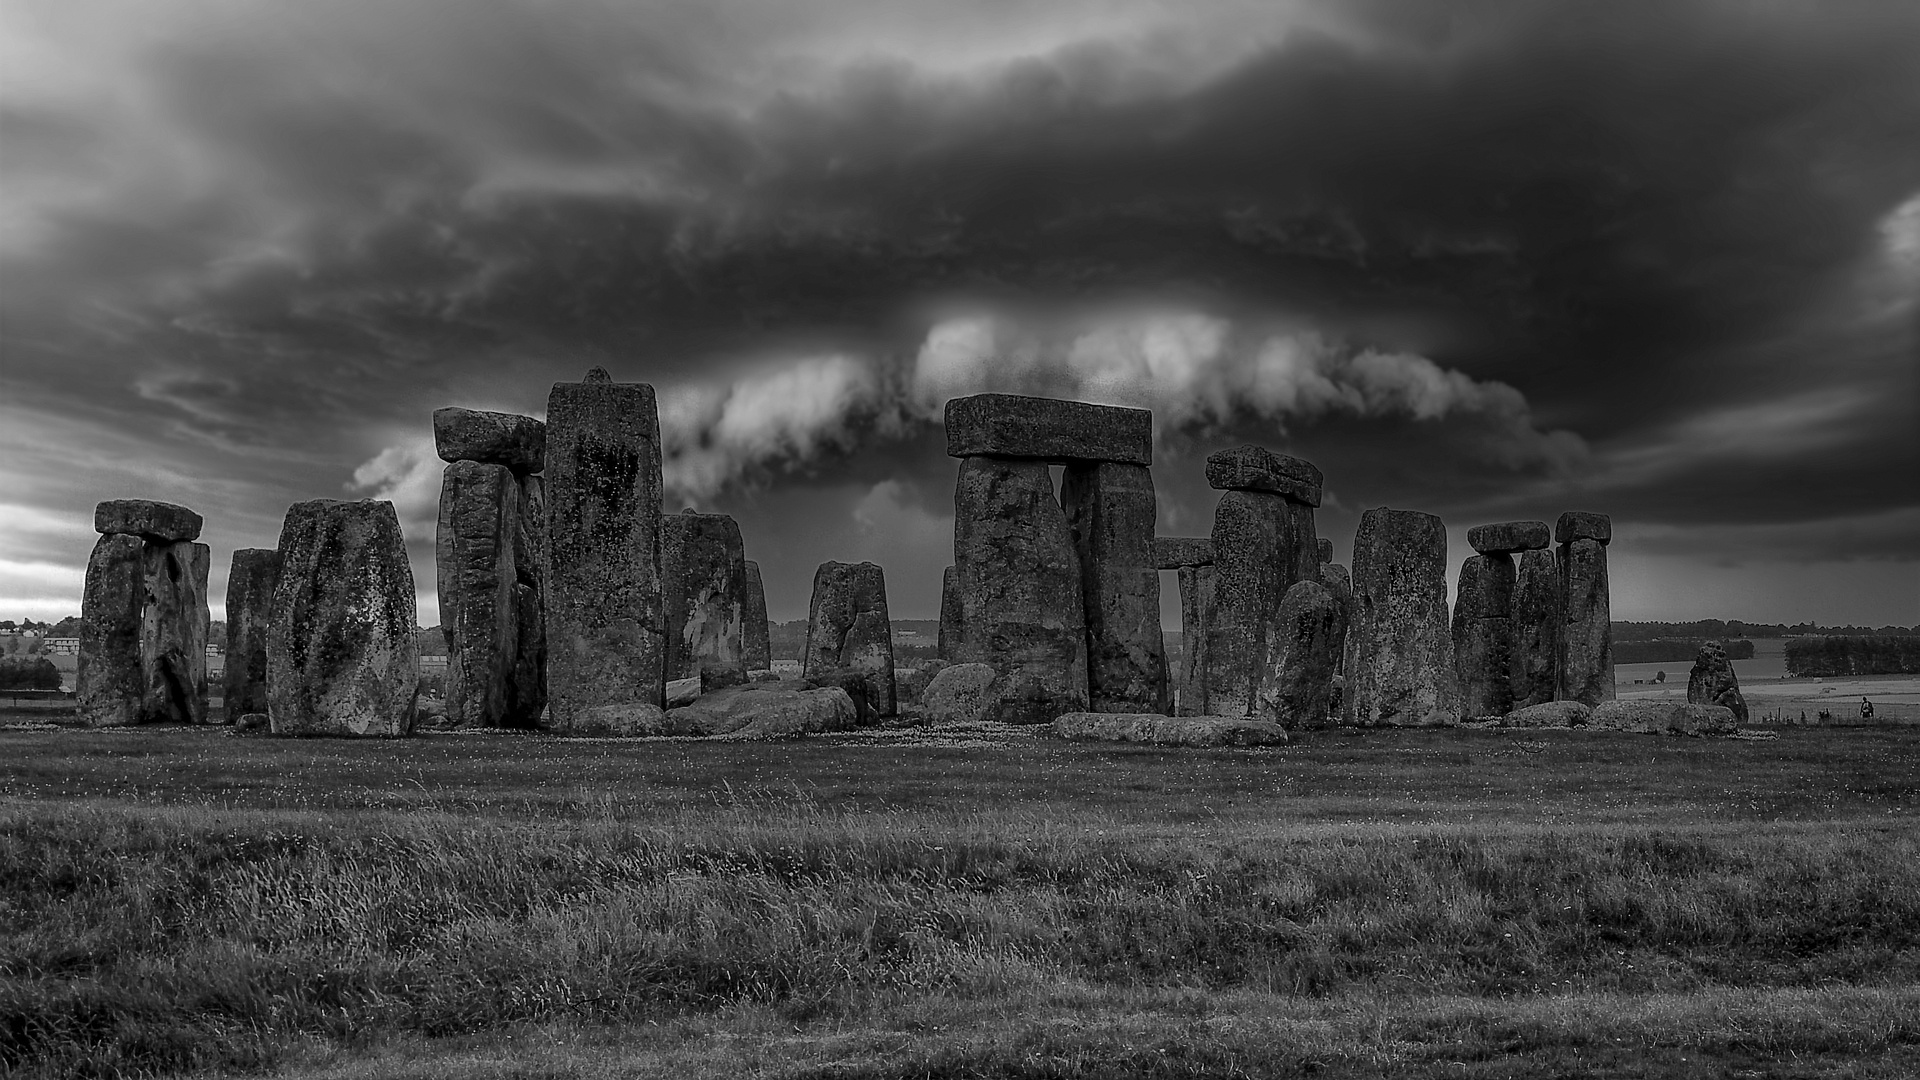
[[1343, 508, 1458, 726], [544, 372, 666, 733], [661, 510, 748, 690], [1687, 641, 1748, 724], [1154, 538, 1214, 717], [78, 499, 207, 727], [1063, 461, 1167, 713], [743, 560, 771, 671], [77, 533, 146, 726], [1201, 446, 1321, 717], [1510, 548, 1561, 708], [1319, 561, 1353, 676], [141, 540, 210, 724], [1557, 512, 1613, 707], [437, 460, 524, 727], [223, 548, 280, 720], [1451, 552, 1516, 719], [937, 565, 963, 661], [804, 560, 896, 716], [267, 499, 420, 737], [510, 473, 547, 723], [1255, 579, 1341, 728]]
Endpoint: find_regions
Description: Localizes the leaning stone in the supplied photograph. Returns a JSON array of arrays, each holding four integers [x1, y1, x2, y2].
[[1153, 537, 1214, 569], [544, 372, 667, 731], [662, 510, 749, 691], [1317, 538, 1334, 563], [1051, 712, 1289, 747], [267, 500, 420, 737], [1342, 508, 1459, 726], [743, 560, 771, 671], [952, 457, 1088, 723], [77, 533, 146, 726], [142, 540, 210, 724], [437, 461, 524, 728], [1687, 642, 1748, 724], [1468, 521, 1551, 555], [944, 393, 1152, 465], [1204, 445, 1324, 507], [223, 548, 281, 721], [1064, 462, 1168, 713], [1452, 553, 1516, 720], [922, 663, 999, 725], [1509, 548, 1561, 708], [1503, 700, 1591, 727], [93, 499, 202, 543], [1204, 489, 1314, 717], [432, 407, 546, 473], [803, 560, 896, 716], [1559, 537, 1613, 707], [1555, 511, 1612, 545], [1255, 580, 1340, 728], [1174, 563, 1213, 715], [937, 565, 963, 661]]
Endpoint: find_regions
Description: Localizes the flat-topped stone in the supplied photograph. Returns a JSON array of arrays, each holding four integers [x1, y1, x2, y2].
[[94, 500, 201, 542], [1468, 521, 1550, 554], [1203, 446, 1323, 506], [1153, 537, 1214, 569], [433, 408, 546, 473], [944, 393, 1152, 465], [1555, 511, 1612, 545]]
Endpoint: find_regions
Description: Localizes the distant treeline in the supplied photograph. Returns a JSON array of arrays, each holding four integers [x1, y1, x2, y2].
[[1785, 636, 1920, 677], [0, 656, 61, 691], [1614, 620, 1918, 641], [1614, 639, 1754, 665]]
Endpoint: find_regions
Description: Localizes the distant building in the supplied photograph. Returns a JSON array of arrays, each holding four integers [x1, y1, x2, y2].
[[43, 637, 78, 655]]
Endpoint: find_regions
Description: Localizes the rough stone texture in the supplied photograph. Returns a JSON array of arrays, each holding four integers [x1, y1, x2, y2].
[[662, 510, 749, 691], [1153, 537, 1214, 569], [1204, 445, 1324, 507], [802, 668, 880, 725], [1452, 553, 1516, 719], [953, 457, 1089, 723], [437, 461, 526, 728], [1051, 712, 1289, 747], [1468, 521, 1551, 555], [743, 560, 771, 671], [565, 703, 668, 736], [77, 533, 147, 726], [233, 712, 270, 734], [1503, 700, 1592, 727], [665, 676, 703, 707], [1174, 564, 1214, 716], [223, 548, 281, 720], [509, 474, 547, 724], [1063, 462, 1167, 714], [433, 407, 546, 473], [1589, 700, 1736, 735], [1319, 563, 1353, 677], [1558, 537, 1614, 707], [140, 540, 210, 724], [650, 684, 858, 738], [937, 565, 963, 661], [1555, 511, 1612, 545], [1669, 703, 1738, 735], [1204, 489, 1314, 717], [267, 500, 420, 737], [1687, 642, 1749, 724], [544, 375, 667, 731], [94, 499, 202, 543], [803, 560, 896, 716], [1318, 538, 1334, 563], [1255, 579, 1341, 728], [922, 663, 999, 725], [944, 393, 1152, 465], [1509, 548, 1561, 709], [1342, 508, 1459, 726]]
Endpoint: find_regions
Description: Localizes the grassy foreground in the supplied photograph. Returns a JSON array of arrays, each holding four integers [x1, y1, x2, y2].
[[1, 725, 1917, 1078]]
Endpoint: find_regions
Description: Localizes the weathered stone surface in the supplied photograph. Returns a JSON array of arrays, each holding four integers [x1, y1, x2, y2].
[[922, 663, 999, 725], [1153, 537, 1214, 569], [77, 533, 146, 726], [743, 560, 771, 671], [1204, 489, 1314, 717], [1503, 700, 1592, 727], [544, 374, 666, 731], [437, 461, 524, 728], [651, 684, 858, 738], [432, 407, 546, 473], [953, 457, 1088, 723], [1555, 511, 1612, 545], [1051, 712, 1289, 747], [1255, 579, 1340, 728], [937, 565, 963, 660], [1452, 553, 1516, 719], [1064, 462, 1167, 714], [944, 393, 1152, 465], [1687, 641, 1748, 724], [1342, 508, 1459, 726], [1317, 538, 1334, 563], [1559, 537, 1613, 707], [665, 676, 702, 707], [1589, 700, 1736, 735], [1468, 521, 1551, 555], [94, 499, 202, 542], [223, 548, 280, 720], [1204, 445, 1324, 507], [510, 474, 547, 723], [662, 510, 748, 691], [1174, 563, 1213, 716], [1669, 702, 1738, 735], [1319, 562, 1353, 677], [1509, 548, 1561, 708], [141, 540, 210, 724], [566, 703, 669, 736], [803, 560, 896, 716], [267, 500, 420, 737], [233, 712, 270, 734]]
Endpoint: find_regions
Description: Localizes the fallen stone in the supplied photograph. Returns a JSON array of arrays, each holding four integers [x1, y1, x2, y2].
[[743, 560, 771, 671], [1318, 538, 1334, 563], [1503, 700, 1592, 727], [1555, 511, 1612, 545], [432, 407, 546, 473], [93, 499, 202, 543], [651, 684, 858, 738], [666, 676, 702, 707], [564, 703, 669, 736], [1204, 445, 1324, 507], [1452, 553, 1516, 720], [1064, 461, 1168, 713], [1559, 537, 1613, 707], [1468, 521, 1551, 555], [1587, 699, 1673, 733], [802, 560, 896, 716], [944, 393, 1152, 465], [223, 548, 281, 721], [437, 461, 524, 728], [1153, 537, 1214, 569], [1051, 712, 1289, 747], [1343, 508, 1459, 726], [232, 712, 271, 735], [77, 533, 146, 726], [1205, 488, 1313, 717], [1669, 702, 1738, 735], [1509, 548, 1560, 709], [141, 540, 210, 724], [937, 565, 963, 661], [1687, 641, 1749, 724], [662, 510, 749, 691], [922, 663, 998, 725], [1255, 580, 1340, 728], [802, 668, 876, 725]]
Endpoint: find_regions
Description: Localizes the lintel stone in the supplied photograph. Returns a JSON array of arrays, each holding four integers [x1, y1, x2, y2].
[[1555, 511, 1612, 545], [94, 499, 202, 542], [1153, 536, 1214, 569], [433, 408, 546, 473], [1468, 520, 1551, 555], [1203, 445, 1323, 506], [944, 393, 1151, 464]]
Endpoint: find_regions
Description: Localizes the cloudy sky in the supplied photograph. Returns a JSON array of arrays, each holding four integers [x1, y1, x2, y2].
[[3, 0, 1916, 627]]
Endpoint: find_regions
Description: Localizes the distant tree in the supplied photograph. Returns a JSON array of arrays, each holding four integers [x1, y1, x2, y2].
[[0, 656, 61, 690], [0, 620, 15, 632], [1654, 670, 1666, 683], [45, 616, 83, 638]]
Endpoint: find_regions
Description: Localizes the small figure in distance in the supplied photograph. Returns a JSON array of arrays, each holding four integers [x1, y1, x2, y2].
[[1861, 697, 1875, 720]]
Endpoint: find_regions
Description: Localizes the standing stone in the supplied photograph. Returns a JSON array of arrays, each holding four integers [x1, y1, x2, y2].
[[937, 565, 963, 661], [1255, 579, 1341, 728], [1319, 562, 1353, 675], [77, 533, 146, 726], [141, 540, 210, 724], [1557, 512, 1613, 707], [1687, 641, 1748, 724], [661, 510, 749, 690], [1318, 538, 1335, 564], [267, 499, 420, 737], [1510, 548, 1561, 708], [743, 560, 771, 671], [953, 456, 1088, 723], [437, 460, 525, 727], [1343, 508, 1458, 726], [1062, 461, 1167, 713], [1203, 491, 1308, 716], [1175, 564, 1214, 716], [1452, 553, 1516, 719], [223, 548, 281, 721], [803, 560, 896, 717], [510, 473, 547, 723], [544, 373, 667, 733]]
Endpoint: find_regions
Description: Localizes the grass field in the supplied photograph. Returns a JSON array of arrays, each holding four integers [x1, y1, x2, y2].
[[2, 722, 1918, 1078]]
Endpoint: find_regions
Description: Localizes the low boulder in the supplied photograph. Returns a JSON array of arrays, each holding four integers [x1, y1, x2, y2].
[[1502, 700, 1592, 727], [1668, 702, 1739, 736], [657, 684, 857, 738], [922, 663, 998, 725], [564, 703, 670, 737], [1052, 712, 1289, 747]]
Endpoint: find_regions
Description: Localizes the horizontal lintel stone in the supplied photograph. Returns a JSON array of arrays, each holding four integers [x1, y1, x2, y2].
[[1467, 520, 1551, 554], [1555, 511, 1612, 545], [433, 408, 546, 473], [1152, 536, 1214, 569], [1204, 445, 1323, 506], [944, 393, 1152, 464], [94, 499, 202, 542]]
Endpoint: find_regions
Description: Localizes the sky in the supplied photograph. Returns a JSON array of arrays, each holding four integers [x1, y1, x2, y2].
[[2, 0, 1917, 628]]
